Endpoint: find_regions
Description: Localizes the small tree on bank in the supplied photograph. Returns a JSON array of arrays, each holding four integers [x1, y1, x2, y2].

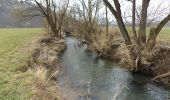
[[103, 0, 170, 71], [18, 0, 69, 38], [73, 0, 101, 40]]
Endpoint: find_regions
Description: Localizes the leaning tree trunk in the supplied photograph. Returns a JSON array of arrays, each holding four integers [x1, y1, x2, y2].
[[147, 14, 170, 50], [103, 0, 170, 72], [103, 0, 132, 45]]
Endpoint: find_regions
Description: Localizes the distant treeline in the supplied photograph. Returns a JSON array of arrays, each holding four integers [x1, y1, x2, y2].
[[0, 0, 42, 28], [0, 0, 169, 28]]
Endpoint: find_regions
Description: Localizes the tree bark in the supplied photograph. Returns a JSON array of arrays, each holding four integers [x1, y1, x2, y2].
[[147, 14, 170, 49], [105, 5, 109, 35], [138, 0, 150, 43], [132, 0, 137, 42], [103, 0, 132, 45]]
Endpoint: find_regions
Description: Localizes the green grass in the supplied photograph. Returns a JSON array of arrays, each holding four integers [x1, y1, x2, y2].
[[127, 27, 170, 41], [111, 27, 170, 41], [0, 28, 43, 100], [157, 27, 170, 41]]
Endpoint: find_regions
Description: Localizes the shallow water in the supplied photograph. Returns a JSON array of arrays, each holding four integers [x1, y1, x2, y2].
[[59, 37, 170, 100]]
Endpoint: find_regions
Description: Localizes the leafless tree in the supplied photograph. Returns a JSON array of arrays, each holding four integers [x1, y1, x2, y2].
[[73, 0, 101, 38], [103, 0, 132, 45], [17, 0, 69, 38], [103, 0, 170, 71], [135, 0, 170, 27]]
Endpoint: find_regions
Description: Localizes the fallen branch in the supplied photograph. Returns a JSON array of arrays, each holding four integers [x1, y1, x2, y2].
[[152, 71, 170, 81]]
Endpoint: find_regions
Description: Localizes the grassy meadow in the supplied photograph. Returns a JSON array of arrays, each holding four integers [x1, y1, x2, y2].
[[107, 27, 170, 42], [156, 27, 170, 41], [0, 28, 43, 100]]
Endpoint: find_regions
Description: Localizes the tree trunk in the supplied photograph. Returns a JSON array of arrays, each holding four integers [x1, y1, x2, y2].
[[103, 0, 132, 45], [138, 0, 150, 43], [132, 0, 137, 42], [147, 14, 170, 49], [105, 5, 109, 35]]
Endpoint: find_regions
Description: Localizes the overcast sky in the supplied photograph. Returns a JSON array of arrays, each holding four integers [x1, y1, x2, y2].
[[69, 0, 170, 23], [120, 0, 170, 22], [99, 0, 170, 23]]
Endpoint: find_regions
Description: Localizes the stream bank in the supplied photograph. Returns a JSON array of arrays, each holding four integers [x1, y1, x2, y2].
[[85, 36, 170, 86], [28, 36, 66, 100], [59, 37, 170, 100]]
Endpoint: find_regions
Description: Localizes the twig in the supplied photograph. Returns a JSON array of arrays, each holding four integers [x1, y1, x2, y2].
[[152, 71, 170, 81], [112, 83, 127, 100]]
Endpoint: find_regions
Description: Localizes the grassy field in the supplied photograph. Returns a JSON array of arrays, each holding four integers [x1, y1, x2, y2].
[[0, 28, 43, 100], [156, 27, 170, 41], [128, 27, 170, 41], [108, 27, 170, 42]]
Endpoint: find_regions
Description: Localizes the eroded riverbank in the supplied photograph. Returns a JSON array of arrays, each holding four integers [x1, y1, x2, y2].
[[29, 36, 66, 100]]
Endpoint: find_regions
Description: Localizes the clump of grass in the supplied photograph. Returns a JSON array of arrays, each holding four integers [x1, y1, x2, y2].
[[90, 28, 121, 56], [114, 43, 133, 68], [30, 36, 65, 74], [30, 67, 61, 100]]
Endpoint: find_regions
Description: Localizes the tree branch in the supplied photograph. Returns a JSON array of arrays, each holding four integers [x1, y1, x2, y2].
[[147, 14, 170, 49], [155, 14, 170, 35], [103, 0, 117, 17], [103, 0, 132, 45]]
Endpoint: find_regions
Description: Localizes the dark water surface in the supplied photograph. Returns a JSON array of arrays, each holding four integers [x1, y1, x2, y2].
[[59, 37, 170, 100]]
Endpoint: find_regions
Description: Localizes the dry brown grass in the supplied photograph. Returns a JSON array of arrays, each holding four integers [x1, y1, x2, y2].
[[30, 67, 61, 100], [114, 44, 133, 68], [90, 28, 121, 54], [26, 36, 66, 100]]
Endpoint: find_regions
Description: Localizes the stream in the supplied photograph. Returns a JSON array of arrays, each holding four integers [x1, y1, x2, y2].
[[59, 37, 170, 100]]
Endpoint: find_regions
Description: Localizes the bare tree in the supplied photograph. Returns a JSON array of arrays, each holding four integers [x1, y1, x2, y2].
[[135, 0, 170, 26], [103, 0, 170, 71], [103, 0, 132, 45], [18, 0, 69, 38], [147, 14, 170, 49], [73, 0, 101, 39], [138, 0, 150, 43]]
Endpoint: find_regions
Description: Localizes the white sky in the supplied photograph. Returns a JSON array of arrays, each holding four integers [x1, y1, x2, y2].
[[69, 0, 170, 23], [120, 0, 170, 22], [33, 0, 170, 23]]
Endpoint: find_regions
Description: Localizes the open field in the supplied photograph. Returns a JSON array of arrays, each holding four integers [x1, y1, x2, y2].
[[156, 27, 170, 41], [106, 27, 170, 42], [0, 28, 43, 100], [128, 27, 170, 41]]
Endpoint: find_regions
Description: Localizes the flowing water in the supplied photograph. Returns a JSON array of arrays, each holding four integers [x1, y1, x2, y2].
[[59, 37, 170, 100]]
